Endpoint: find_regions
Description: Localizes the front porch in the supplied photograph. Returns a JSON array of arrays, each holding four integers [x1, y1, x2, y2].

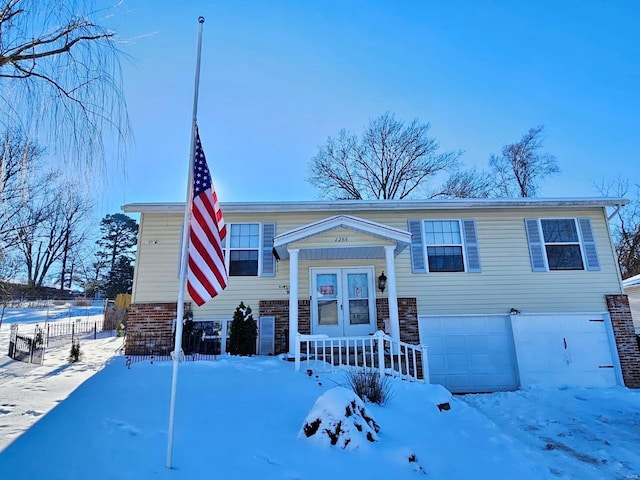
[[258, 297, 420, 355], [271, 214, 413, 352]]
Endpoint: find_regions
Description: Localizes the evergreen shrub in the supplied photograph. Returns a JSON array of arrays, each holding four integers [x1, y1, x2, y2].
[[227, 302, 257, 356]]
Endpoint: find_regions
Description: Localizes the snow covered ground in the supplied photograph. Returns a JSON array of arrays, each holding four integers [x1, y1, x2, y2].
[[0, 304, 639, 480]]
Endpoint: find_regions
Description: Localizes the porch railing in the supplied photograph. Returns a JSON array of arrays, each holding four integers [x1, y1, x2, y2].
[[294, 331, 429, 383]]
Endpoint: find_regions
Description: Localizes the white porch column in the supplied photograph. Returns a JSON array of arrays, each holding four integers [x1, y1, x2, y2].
[[288, 248, 300, 354], [384, 245, 400, 342]]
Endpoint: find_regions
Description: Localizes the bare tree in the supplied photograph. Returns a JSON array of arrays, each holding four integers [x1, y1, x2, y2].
[[596, 177, 640, 279], [0, 0, 130, 166], [489, 125, 559, 197], [0, 251, 19, 328], [0, 128, 49, 247], [432, 168, 494, 199], [307, 112, 462, 200], [56, 183, 94, 290], [13, 179, 92, 288]]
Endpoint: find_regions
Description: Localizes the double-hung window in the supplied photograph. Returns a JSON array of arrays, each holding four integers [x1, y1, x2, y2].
[[524, 218, 600, 272], [541, 219, 583, 270], [424, 220, 465, 272], [223, 222, 277, 277], [228, 223, 260, 276], [408, 219, 481, 273]]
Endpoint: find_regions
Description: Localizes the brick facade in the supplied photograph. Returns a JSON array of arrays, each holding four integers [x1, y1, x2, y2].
[[259, 299, 310, 355], [375, 297, 420, 344], [125, 302, 184, 355], [606, 294, 640, 388]]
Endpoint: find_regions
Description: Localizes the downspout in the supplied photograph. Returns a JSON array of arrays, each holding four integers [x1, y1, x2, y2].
[[607, 204, 622, 221]]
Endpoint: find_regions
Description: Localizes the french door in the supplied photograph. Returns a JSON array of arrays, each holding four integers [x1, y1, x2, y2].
[[310, 267, 376, 337]]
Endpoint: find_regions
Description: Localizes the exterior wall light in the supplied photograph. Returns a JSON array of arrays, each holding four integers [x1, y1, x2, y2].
[[378, 271, 387, 293]]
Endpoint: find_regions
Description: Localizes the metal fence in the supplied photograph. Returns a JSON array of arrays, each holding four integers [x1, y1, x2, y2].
[[124, 332, 222, 367], [44, 319, 116, 347], [8, 324, 45, 365], [8, 319, 117, 364]]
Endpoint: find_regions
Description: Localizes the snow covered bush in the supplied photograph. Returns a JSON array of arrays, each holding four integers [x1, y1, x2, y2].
[[227, 302, 257, 356], [344, 368, 393, 405], [300, 386, 380, 449]]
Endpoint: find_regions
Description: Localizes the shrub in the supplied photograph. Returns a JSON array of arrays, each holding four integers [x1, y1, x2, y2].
[[181, 305, 195, 354], [69, 339, 82, 363], [344, 368, 393, 405], [33, 326, 44, 349], [116, 321, 124, 337], [227, 302, 257, 356]]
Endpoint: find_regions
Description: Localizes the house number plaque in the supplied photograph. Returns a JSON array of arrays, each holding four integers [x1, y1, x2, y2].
[[334, 236, 348, 242]]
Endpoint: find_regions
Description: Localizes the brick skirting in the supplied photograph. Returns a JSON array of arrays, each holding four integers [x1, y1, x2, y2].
[[606, 294, 640, 388], [126, 297, 421, 357], [126, 302, 187, 355], [375, 297, 420, 344], [259, 300, 310, 355]]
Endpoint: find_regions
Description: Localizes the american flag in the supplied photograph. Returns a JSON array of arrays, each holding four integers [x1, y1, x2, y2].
[[187, 127, 227, 306]]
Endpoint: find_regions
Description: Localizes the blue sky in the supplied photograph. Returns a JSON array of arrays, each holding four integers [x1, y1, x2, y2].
[[98, 0, 639, 217]]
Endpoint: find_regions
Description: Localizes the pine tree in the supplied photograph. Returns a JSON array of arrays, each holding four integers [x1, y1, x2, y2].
[[95, 213, 138, 298]]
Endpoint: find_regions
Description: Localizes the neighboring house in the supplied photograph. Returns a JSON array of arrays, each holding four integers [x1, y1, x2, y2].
[[123, 198, 640, 393], [622, 273, 640, 334]]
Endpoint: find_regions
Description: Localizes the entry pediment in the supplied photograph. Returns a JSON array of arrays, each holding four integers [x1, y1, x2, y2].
[[273, 215, 411, 260]]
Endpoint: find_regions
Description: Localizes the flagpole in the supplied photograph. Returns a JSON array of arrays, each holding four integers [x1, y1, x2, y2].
[[166, 16, 206, 469]]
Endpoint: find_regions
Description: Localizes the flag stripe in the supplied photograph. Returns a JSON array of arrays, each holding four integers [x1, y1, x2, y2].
[[186, 127, 227, 306]]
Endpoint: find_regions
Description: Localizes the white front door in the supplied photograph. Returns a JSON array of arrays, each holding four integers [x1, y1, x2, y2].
[[311, 267, 376, 337]]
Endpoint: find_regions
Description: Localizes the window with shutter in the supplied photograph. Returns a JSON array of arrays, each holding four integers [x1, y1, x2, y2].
[[410, 219, 481, 273], [225, 222, 276, 277], [525, 217, 599, 272]]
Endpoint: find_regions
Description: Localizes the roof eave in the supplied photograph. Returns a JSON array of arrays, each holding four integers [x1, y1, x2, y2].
[[122, 197, 629, 214]]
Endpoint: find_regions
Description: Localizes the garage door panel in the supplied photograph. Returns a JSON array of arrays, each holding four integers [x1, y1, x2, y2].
[[510, 314, 617, 388], [447, 354, 471, 373], [444, 336, 467, 351], [420, 315, 519, 393]]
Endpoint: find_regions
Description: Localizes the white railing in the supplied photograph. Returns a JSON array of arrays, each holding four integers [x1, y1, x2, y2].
[[294, 330, 429, 383]]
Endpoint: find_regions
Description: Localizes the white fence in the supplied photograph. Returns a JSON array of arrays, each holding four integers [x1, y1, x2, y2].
[[294, 331, 429, 383]]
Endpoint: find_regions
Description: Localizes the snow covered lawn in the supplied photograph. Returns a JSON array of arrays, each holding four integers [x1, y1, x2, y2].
[[0, 305, 639, 479]]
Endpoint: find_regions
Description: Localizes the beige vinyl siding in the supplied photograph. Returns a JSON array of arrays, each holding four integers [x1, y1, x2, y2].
[[390, 207, 621, 314], [131, 205, 622, 320]]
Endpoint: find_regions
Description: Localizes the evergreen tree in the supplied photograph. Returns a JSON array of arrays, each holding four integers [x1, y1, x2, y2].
[[96, 213, 137, 298], [227, 302, 257, 356], [103, 256, 134, 298]]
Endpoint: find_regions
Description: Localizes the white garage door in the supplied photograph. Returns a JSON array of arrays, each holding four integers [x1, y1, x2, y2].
[[419, 315, 519, 393], [510, 313, 619, 388]]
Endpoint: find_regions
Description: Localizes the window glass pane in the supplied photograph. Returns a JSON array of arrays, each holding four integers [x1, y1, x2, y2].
[[427, 246, 464, 272], [541, 219, 578, 243], [230, 223, 259, 248], [229, 250, 258, 276], [424, 221, 461, 245], [347, 273, 368, 299], [230, 224, 241, 248], [545, 245, 584, 270], [318, 300, 338, 325], [317, 274, 338, 298], [349, 299, 370, 325]]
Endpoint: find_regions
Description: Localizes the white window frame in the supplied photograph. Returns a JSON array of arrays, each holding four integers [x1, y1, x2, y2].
[[538, 218, 585, 271], [422, 219, 467, 273], [224, 222, 263, 277]]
